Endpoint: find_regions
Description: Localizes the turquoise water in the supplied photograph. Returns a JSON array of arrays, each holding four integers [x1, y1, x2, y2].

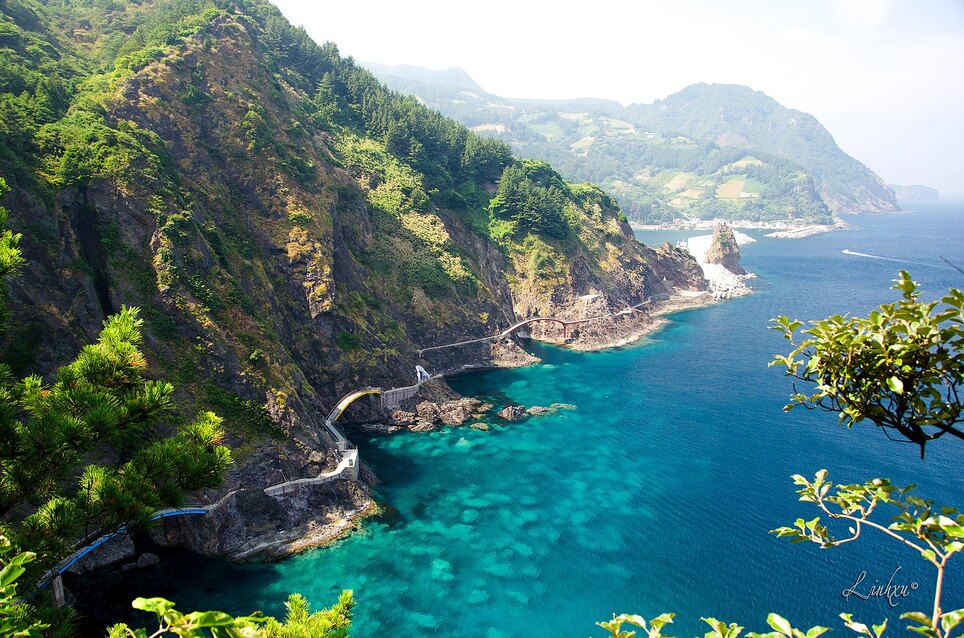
[[84, 204, 962, 636]]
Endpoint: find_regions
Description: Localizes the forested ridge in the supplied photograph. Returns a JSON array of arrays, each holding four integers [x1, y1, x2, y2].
[[0, 0, 703, 593], [370, 66, 899, 223]]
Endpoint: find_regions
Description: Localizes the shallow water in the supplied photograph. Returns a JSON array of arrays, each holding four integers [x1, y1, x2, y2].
[[88, 204, 963, 637]]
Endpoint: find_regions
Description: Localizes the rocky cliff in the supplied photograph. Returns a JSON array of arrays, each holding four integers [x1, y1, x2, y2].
[[704, 223, 746, 275], [0, 0, 705, 557]]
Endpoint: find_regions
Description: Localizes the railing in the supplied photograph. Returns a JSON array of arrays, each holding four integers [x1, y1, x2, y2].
[[380, 384, 420, 409], [38, 375, 437, 591], [418, 301, 654, 354]]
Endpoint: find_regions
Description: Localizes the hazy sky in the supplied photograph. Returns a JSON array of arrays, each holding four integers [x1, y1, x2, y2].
[[273, 0, 964, 197]]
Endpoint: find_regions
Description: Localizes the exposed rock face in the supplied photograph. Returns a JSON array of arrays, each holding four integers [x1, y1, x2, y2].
[[497, 405, 528, 422], [0, 2, 708, 560], [356, 422, 401, 435], [704, 223, 746, 275], [889, 184, 939, 203], [149, 480, 373, 560], [66, 535, 135, 575], [389, 395, 488, 431]]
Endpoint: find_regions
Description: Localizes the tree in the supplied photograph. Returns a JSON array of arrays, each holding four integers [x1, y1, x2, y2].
[[770, 271, 963, 458], [0, 176, 231, 576], [773, 471, 962, 637], [595, 272, 964, 637], [0, 531, 355, 638], [0, 306, 233, 572], [488, 161, 569, 239]]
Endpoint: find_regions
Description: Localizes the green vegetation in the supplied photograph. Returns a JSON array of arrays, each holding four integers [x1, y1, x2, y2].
[[775, 471, 962, 636], [597, 274, 963, 637], [0, 531, 355, 637], [489, 160, 569, 239], [771, 271, 963, 458], [104, 591, 354, 637], [626, 83, 897, 215], [0, 178, 23, 328], [370, 68, 903, 223], [0, 176, 231, 582], [0, 307, 232, 570]]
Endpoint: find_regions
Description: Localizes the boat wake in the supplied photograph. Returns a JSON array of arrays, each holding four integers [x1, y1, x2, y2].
[[841, 249, 945, 269]]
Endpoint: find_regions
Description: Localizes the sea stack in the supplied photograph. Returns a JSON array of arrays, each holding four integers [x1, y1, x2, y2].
[[704, 223, 746, 275]]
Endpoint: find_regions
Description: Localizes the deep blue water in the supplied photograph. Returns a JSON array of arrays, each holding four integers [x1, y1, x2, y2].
[[90, 204, 962, 636]]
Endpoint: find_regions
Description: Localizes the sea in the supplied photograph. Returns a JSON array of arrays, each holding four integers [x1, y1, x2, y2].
[[79, 202, 963, 637]]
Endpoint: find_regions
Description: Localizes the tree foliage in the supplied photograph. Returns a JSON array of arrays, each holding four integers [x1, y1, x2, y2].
[[0, 307, 233, 570], [0, 175, 231, 576], [771, 271, 963, 458], [105, 590, 354, 638], [488, 160, 570, 239], [773, 471, 963, 636], [0, 178, 23, 329]]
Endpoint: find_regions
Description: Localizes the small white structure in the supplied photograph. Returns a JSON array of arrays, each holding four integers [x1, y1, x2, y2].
[[416, 365, 431, 383]]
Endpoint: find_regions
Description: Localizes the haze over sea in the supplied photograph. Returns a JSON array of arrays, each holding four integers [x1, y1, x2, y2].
[[85, 203, 963, 637]]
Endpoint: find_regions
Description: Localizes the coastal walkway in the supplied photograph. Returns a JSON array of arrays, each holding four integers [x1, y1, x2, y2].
[[417, 298, 656, 355], [38, 370, 437, 592], [39, 296, 668, 592]]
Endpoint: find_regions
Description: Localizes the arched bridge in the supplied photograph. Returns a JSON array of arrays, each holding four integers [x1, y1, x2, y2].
[[327, 387, 381, 428], [498, 316, 592, 339], [39, 371, 438, 593], [418, 300, 654, 356]]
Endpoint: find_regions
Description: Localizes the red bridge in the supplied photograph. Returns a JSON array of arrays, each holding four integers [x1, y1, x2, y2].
[[498, 316, 591, 339]]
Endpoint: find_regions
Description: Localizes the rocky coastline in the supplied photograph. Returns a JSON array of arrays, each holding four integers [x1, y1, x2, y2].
[[60, 282, 731, 595], [632, 217, 849, 235]]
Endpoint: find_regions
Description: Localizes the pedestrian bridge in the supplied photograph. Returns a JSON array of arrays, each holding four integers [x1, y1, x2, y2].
[[39, 298, 660, 593]]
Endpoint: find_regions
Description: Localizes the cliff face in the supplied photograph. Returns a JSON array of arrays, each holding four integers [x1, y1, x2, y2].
[[704, 223, 745, 275], [0, 0, 705, 556]]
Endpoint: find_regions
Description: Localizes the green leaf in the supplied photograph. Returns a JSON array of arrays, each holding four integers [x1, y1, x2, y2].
[[650, 613, 675, 631], [942, 609, 964, 634], [0, 562, 25, 589], [886, 376, 904, 394], [767, 614, 794, 636], [132, 597, 176, 615], [185, 610, 238, 627]]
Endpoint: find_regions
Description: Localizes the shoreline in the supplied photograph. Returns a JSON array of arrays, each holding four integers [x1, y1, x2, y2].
[[563, 290, 720, 352], [70, 290, 734, 576], [632, 218, 849, 237]]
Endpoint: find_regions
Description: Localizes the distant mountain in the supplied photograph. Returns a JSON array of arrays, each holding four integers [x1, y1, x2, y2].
[[888, 184, 939, 203], [361, 62, 489, 95], [625, 84, 898, 215], [367, 65, 898, 223]]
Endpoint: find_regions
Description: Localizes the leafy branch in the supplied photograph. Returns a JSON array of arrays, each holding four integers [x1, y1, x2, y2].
[[772, 471, 963, 636], [770, 271, 964, 458], [595, 611, 963, 638]]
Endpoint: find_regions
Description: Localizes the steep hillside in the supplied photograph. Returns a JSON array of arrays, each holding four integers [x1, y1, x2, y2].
[[889, 184, 939, 203], [0, 0, 704, 554], [367, 65, 896, 222], [624, 83, 898, 215]]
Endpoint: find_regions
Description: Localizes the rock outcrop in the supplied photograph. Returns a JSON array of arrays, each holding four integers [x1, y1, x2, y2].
[[704, 223, 746, 275], [389, 396, 489, 432], [496, 406, 528, 422]]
